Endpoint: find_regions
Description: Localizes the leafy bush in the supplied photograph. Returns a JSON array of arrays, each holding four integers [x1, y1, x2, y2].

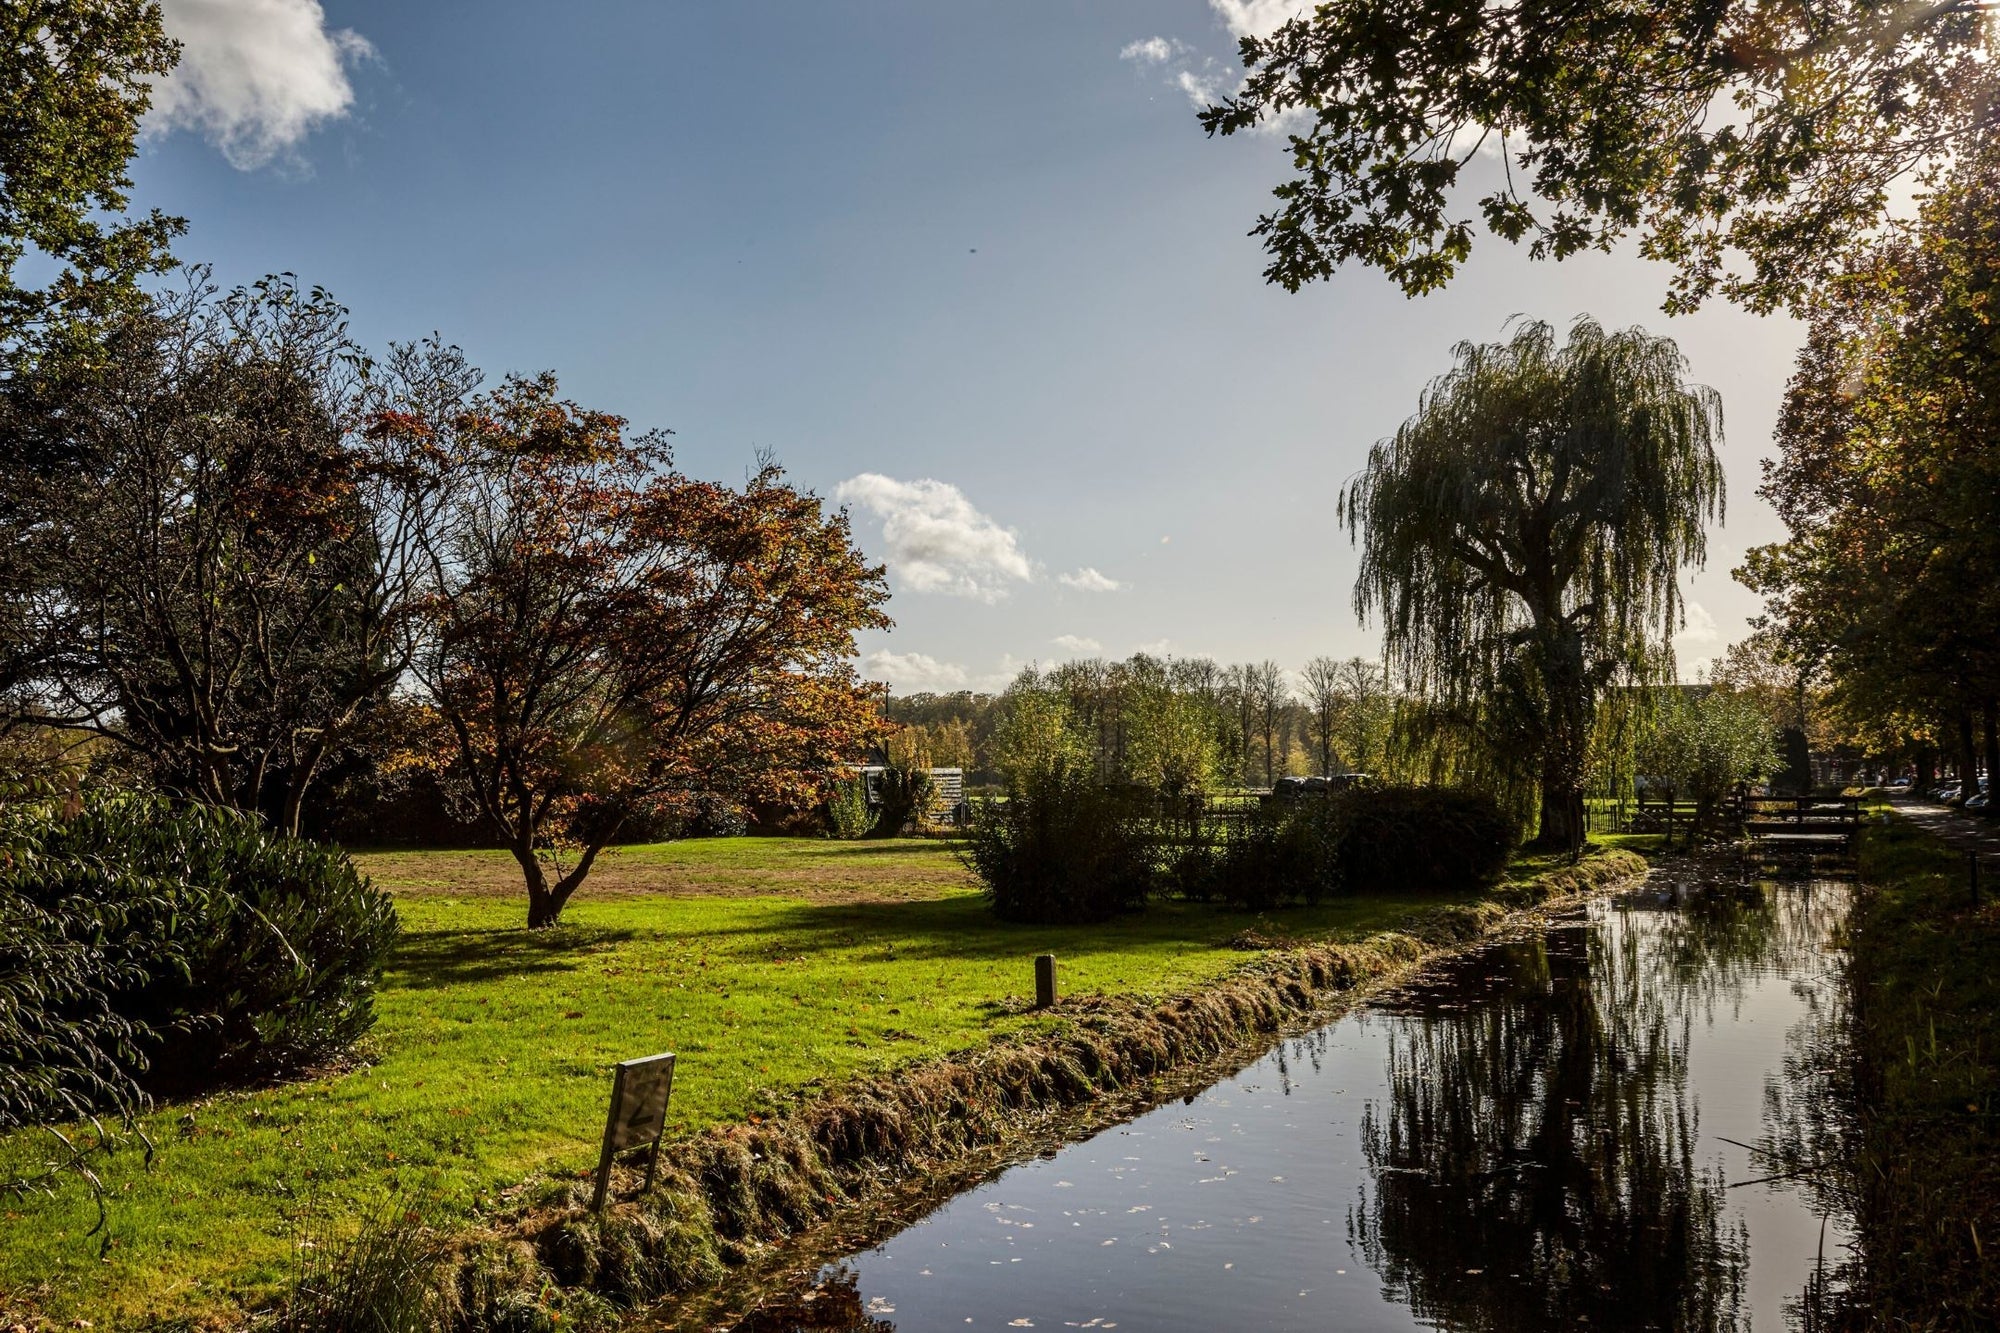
[[821, 775, 876, 839], [1202, 800, 1346, 910], [868, 765, 935, 838], [684, 793, 749, 839], [0, 790, 398, 1112], [0, 884, 161, 1133], [962, 762, 1153, 923], [1331, 786, 1517, 895], [1194, 786, 1515, 907]]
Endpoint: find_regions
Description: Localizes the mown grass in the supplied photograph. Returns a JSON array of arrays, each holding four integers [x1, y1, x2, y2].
[[1841, 814, 2000, 1328], [0, 836, 1494, 1327]]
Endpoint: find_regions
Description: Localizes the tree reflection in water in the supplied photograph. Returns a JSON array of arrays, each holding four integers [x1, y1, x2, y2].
[[1352, 879, 1840, 1332], [725, 1266, 894, 1333]]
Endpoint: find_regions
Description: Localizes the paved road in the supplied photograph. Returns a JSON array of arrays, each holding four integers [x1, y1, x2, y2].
[[1889, 796, 2000, 863]]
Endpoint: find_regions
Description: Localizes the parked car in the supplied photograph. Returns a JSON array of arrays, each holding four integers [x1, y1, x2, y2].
[[1271, 773, 1374, 798]]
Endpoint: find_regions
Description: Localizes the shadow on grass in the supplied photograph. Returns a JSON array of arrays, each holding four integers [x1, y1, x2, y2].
[[619, 838, 964, 861], [389, 923, 640, 990], [385, 891, 1442, 992], [643, 894, 1421, 965]]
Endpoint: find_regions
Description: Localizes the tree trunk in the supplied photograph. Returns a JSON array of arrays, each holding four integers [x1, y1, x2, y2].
[[1533, 762, 1584, 853], [1957, 710, 1978, 802], [511, 841, 562, 928], [1917, 746, 1935, 790], [515, 836, 611, 928], [1984, 700, 1999, 820], [278, 736, 330, 839]]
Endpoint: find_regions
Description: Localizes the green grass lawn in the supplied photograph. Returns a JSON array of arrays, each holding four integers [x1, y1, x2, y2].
[[0, 836, 1483, 1326]]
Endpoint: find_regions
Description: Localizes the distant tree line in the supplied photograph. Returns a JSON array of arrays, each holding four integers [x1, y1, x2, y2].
[[884, 653, 1397, 794]]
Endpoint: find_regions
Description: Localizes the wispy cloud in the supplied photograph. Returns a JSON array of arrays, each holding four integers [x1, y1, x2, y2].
[[835, 474, 1033, 602], [1051, 634, 1103, 655], [1208, 0, 1311, 40], [863, 650, 1023, 694], [1058, 566, 1124, 593], [1122, 1, 1313, 115], [1119, 35, 1188, 65], [151, 0, 375, 170], [1673, 600, 1723, 674], [861, 651, 969, 694]]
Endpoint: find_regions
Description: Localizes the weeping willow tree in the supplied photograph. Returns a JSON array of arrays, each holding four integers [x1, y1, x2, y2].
[[1343, 319, 1723, 849]]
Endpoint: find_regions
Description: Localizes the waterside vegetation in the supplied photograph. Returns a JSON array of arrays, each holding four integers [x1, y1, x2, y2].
[[0, 834, 1646, 1327], [1829, 813, 2000, 1327]]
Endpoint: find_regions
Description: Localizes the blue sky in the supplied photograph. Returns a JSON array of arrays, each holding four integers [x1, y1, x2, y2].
[[137, 0, 1806, 692]]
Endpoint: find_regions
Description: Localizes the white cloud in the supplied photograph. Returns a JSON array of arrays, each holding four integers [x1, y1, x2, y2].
[[1058, 566, 1124, 593], [1051, 635, 1103, 655], [1673, 600, 1723, 674], [862, 651, 970, 694], [835, 474, 1034, 602], [1208, 0, 1310, 40], [1120, 36, 1187, 65], [1121, 1, 1313, 115], [151, 0, 375, 169], [1172, 67, 1228, 108], [1133, 638, 1175, 656]]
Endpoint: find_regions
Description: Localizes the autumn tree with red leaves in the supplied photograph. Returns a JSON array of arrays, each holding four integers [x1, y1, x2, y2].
[[373, 375, 890, 927]]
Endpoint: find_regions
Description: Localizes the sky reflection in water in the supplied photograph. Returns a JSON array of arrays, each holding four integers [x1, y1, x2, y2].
[[724, 878, 1852, 1332]]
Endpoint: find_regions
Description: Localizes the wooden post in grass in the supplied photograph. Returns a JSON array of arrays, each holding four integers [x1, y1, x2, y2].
[[1035, 954, 1058, 1009]]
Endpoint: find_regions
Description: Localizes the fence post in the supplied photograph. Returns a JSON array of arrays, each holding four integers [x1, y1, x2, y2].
[[1035, 954, 1058, 1009], [1972, 853, 1982, 908]]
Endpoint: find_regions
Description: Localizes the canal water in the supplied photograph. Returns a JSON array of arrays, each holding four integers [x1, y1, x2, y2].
[[720, 872, 1853, 1332]]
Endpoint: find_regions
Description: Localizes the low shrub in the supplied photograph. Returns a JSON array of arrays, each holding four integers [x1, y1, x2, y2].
[[684, 793, 749, 838], [0, 790, 398, 1113], [1331, 785, 1517, 894], [0, 883, 162, 1133], [820, 775, 876, 839], [1202, 800, 1345, 910], [1194, 785, 1516, 908], [962, 762, 1153, 922], [867, 765, 935, 838]]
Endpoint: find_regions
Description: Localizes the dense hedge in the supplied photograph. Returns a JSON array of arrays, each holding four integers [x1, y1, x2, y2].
[[1326, 786, 1518, 896], [0, 791, 398, 1125], [962, 763, 1153, 923], [1191, 799, 1347, 910], [1200, 786, 1517, 906], [962, 781, 1518, 919]]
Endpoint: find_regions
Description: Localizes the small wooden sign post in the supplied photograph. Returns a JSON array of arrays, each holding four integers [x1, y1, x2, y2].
[[1035, 953, 1057, 1009], [592, 1052, 676, 1213]]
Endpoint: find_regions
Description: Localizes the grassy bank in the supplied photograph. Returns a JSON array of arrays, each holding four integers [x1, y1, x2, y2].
[[0, 836, 1645, 1329], [1841, 814, 2000, 1328]]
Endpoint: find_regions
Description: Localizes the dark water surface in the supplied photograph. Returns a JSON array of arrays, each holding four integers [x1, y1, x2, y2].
[[718, 876, 1852, 1332]]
